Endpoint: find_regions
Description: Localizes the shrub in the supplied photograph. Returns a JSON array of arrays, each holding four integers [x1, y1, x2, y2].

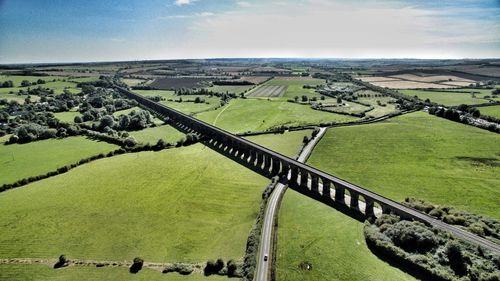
[[443, 214, 466, 225], [53, 254, 69, 268], [384, 220, 439, 253], [445, 241, 467, 276], [130, 257, 144, 273]]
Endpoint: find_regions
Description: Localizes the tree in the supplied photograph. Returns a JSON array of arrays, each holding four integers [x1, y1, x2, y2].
[[21, 80, 30, 87], [99, 115, 115, 130], [301, 95, 308, 102], [294, 96, 299, 102], [130, 257, 144, 273], [446, 241, 467, 276], [337, 97, 342, 103]]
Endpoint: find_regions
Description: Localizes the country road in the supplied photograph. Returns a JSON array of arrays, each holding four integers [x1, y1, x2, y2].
[[255, 127, 327, 281]]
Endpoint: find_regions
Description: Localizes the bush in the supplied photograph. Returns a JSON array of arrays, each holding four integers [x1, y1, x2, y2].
[[445, 241, 467, 276], [443, 214, 466, 225], [384, 221, 439, 253], [53, 254, 69, 268], [130, 257, 144, 273]]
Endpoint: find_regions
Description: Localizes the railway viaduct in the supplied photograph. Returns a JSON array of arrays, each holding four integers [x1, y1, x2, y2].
[[116, 86, 500, 253]]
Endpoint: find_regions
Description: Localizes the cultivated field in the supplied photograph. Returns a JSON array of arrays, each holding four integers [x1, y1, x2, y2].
[[246, 85, 288, 97], [357, 73, 476, 89], [276, 190, 416, 281], [0, 136, 118, 186], [399, 89, 490, 106], [196, 99, 356, 133], [0, 144, 268, 262], [308, 112, 500, 218]]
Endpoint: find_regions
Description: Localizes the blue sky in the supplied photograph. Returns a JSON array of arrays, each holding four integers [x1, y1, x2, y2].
[[0, 0, 499, 63]]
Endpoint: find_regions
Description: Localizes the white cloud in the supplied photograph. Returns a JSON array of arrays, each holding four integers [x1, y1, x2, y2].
[[174, 0, 197, 6], [237, 1, 252, 7], [174, 0, 500, 59], [158, 11, 214, 20]]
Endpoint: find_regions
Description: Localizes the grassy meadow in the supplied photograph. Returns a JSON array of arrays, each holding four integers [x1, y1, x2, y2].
[[128, 125, 185, 145], [0, 264, 228, 281], [208, 85, 254, 94], [0, 136, 118, 185], [0, 144, 269, 262], [308, 111, 500, 218], [276, 190, 417, 281], [245, 129, 313, 158], [53, 111, 82, 123], [260, 77, 325, 99], [134, 90, 222, 115], [479, 105, 500, 118], [196, 99, 355, 133]]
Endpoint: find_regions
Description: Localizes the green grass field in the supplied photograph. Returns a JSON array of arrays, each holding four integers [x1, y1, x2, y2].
[[357, 96, 399, 117], [0, 136, 118, 185], [276, 190, 416, 281], [53, 111, 82, 123], [0, 264, 227, 281], [0, 75, 68, 86], [134, 90, 222, 115], [0, 144, 269, 262], [308, 112, 500, 218], [208, 85, 254, 94], [398, 89, 489, 106], [128, 125, 185, 145], [245, 129, 313, 158], [0, 92, 37, 104], [112, 106, 143, 117], [196, 99, 356, 133], [479, 105, 500, 118]]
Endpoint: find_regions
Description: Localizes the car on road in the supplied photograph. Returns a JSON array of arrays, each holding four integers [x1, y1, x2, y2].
[[264, 254, 268, 261]]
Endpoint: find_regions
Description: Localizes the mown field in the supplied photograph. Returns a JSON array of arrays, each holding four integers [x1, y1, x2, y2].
[[398, 89, 489, 106], [308, 112, 500, 218], [196, 99, 355, 133], [479, 105, 500, 118], [247, 77, 325, 99], [276, 190, 416, 281], [0, 264, 227, 281], [0, 136, 118, 186], [0, 75, 81, 95]]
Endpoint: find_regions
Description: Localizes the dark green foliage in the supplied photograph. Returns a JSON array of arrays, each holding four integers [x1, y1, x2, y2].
[[384, 220, 439, 253], [162, 263, 194, 275], [53, 254, 69, 268], [445, 241, 467, 276], [129, 257, 144, 273]]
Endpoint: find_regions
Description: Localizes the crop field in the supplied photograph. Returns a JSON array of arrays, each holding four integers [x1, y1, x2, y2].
[[398, 89, 489, 106], [479, 105, 500, 118], [0, 136, 118, 186], [196, 99, 356, 133], [276, 190, 416, 281], [149, 77, 212, 90], [0, 144, 269, 262], [128, 125, 185, 145], [239, 76, 270, 84], [0, 264, 228, 281], [308, 112, 500, 218], [122, 78, 148, 87], [246, 85, 288, 97], [208, 85, 254, 94], [53, 111, 82, 123], [247, 77, 325, 99]]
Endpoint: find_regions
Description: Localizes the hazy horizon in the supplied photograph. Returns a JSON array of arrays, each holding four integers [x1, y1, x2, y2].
[[1, 0, 499, 64]]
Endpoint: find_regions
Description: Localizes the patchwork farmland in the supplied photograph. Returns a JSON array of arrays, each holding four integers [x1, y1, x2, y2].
[[0, 58, 499, 281]]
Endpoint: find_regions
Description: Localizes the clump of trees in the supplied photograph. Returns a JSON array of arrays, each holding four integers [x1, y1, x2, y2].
[[129, 257, 144, 273], [162, 263, 194, 275], [428, 105, 500, 133], [403, 198, 500, 241], [365, 214, 500, 281]]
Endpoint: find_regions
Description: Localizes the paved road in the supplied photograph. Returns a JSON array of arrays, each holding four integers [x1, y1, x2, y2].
[[255, 128, 327, 281]]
